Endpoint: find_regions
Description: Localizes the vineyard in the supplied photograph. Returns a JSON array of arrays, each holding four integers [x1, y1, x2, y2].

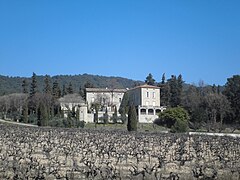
[[0, 124, 239, 179]]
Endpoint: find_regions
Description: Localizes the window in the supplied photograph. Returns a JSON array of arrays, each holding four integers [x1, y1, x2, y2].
[[148, 109, 154, 115], [146, 92, 149, 98], [141, 109, 146, 115], [119, 98, 122, 103], [153, 92, 155, 98]]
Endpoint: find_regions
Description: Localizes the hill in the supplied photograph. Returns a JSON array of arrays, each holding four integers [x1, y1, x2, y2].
[[0, 74, 142, 96]]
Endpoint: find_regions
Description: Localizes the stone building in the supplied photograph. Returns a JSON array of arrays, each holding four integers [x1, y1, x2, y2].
[[58, 94, 90, 122], [86, 88, 127, 112], [127, 84, 165, 123], [59, 85, 165, 123]]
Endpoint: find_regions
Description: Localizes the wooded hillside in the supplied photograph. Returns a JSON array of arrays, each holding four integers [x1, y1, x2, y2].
[[0, 74, 141, 95]]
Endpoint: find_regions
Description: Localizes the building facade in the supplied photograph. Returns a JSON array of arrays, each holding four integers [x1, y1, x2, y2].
[[127, 84, 165, 123], [58, 94, 90, 122], [86, 88, 126, 112], [59, 85, 165, 123]]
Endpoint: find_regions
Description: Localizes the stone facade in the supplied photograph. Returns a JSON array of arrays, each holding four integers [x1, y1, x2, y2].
[[86, 88, 126, 112], [59, 85, 165, 123], [127, 84, 165, 123], [58, 94, 89, 122]]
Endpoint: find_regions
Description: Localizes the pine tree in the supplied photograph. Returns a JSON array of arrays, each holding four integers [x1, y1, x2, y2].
[[145, 73, 155, 85], [30, 72, 37, 98], [22, 79, 28, 94], [127, 105, 138, 131]]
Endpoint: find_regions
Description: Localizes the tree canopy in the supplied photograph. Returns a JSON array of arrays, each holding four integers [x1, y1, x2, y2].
[[145, 73, 155, 85], [156, 107, 189, 132]]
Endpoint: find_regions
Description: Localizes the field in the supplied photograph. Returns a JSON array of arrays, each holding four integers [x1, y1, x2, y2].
[[0, 124, 239, 179]]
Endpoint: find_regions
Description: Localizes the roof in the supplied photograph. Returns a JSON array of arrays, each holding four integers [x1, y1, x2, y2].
[[58, 93, 85, 104], [86, 88, 127, 93], [128, 84, 160, 91]]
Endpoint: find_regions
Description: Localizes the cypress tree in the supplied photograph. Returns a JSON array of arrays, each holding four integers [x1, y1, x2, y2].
[[119, 92, 129, 115], [127, 105, 138, 131], [22, 79, 28, 94], [94, 104, 99, 126], [168, 75, 178, 107], [161, 73, 166, 84], [37, 101, 48, 126], [160, 83, 170, 106], [76, 107, 80, 120], [30, 72, 37, 98], [103, 108, 109, 125], [112, 106, 118, 124], [119, 92, 129, 124], [44, 75, 52, 94], [159, 73, 170, 106], [22, 101, 28, 123]]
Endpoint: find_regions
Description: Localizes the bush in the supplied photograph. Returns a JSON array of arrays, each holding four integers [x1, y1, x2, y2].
[[156, 107, 189, 133], [171, 118, 188, 133], [28, 114, 38, 125]]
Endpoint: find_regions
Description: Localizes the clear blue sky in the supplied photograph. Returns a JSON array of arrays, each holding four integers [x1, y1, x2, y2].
[[0, 0, 239, 85]]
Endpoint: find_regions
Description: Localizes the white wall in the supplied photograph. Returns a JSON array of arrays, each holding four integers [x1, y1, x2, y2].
[[86, 91, 125, 111], [141, 87, 160, 107], [138, 114, 158, 123]]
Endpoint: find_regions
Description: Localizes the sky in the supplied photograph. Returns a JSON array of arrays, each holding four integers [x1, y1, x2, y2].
[[0, 0, 239, 85]]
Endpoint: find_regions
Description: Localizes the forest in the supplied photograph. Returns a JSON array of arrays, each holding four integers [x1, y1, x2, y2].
[[0, 72, 239, 133], [0, 73, 140, 96]]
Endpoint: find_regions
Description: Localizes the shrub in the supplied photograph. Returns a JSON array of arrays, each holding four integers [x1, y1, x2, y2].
[[156, 107, 189, 133], [171, 118, 188, 133]]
